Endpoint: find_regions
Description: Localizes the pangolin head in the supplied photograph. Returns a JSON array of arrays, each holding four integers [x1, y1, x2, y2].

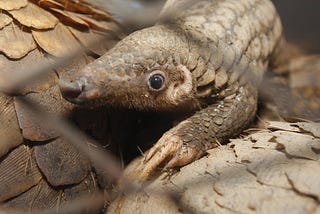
[[59, 25, 197, 111]]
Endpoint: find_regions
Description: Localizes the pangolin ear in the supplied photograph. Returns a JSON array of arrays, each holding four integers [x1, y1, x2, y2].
[[165, 65, 193, 105]]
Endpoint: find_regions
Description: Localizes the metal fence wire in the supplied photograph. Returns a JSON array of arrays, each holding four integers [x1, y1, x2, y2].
[[0, 0, 320, 213]]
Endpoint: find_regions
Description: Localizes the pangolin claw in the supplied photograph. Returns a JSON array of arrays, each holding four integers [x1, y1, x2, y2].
[[139, 133, 200, 179]]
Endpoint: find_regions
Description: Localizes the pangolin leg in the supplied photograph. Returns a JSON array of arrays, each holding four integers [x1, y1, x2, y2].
[[139, 82, 258, 179]]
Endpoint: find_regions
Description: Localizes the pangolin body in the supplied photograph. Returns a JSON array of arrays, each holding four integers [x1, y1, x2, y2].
[[60, 0, 284, 179]]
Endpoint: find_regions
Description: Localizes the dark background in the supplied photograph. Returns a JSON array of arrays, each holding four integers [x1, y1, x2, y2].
[[271, 0, 320, 53]]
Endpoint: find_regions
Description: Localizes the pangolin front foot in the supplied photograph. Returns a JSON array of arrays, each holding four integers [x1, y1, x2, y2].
[[136, 127, 207, 180]]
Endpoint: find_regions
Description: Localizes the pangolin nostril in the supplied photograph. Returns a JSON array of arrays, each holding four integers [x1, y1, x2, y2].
[[59, 79, 83, 100]]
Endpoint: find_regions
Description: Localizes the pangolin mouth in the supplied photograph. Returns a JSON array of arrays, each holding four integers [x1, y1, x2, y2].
[[59, 79, 101, 104]]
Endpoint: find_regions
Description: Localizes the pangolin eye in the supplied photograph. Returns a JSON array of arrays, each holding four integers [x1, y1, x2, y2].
[[148, 73, 165, 90]]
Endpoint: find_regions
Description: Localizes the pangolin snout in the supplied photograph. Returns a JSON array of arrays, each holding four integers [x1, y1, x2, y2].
[[59, 79, 101, 104]]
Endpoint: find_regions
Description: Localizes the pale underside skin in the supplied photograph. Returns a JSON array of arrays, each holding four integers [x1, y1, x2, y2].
[[60, 0, 283, 180]]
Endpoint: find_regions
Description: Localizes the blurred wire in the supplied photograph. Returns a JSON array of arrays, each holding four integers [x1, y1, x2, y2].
[[15, 96, 128, 183], [1, 0, 319, 213], [90, 0, 166, 31], [88, 0, 199, 31], [0, 39, 109, 95], [33, 192, 105, 214]]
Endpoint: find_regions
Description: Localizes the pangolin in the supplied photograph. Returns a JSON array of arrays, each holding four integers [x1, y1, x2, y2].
[[59, 0, 300, 179]]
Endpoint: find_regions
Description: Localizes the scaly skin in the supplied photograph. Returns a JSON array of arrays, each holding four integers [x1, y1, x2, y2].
[[59, 0, 283, 179]]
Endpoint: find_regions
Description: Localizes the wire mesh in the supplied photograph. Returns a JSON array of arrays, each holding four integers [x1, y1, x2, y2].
[[0, 0, 319, 213]]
